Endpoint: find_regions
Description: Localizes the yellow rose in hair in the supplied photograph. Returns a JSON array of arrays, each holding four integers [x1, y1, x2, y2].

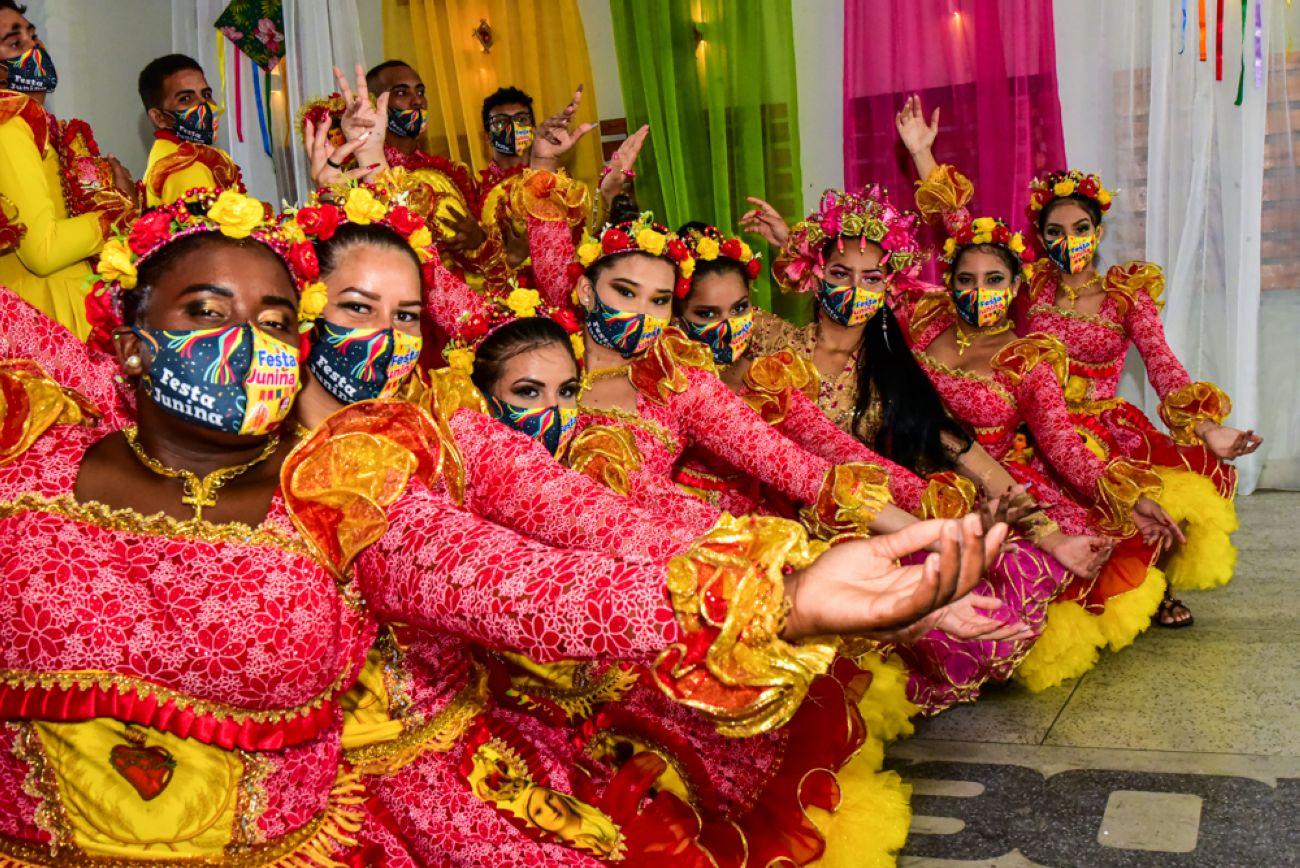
[[446, 348, 475, 374], [1096, 189, 1112, 207], [636, 229, 666, 256], [679, 257, 695, 279], [281, 220, 307, 244], [577, 241, 602, 267], [570, 333, 585, 360], [97, 237, 137, 289], [942, 238, 957, 258], [737, 241, 753, 260], [505, 287, 542, 318], [344, 187, 386, 225], [206, 190, 266, 239], [970, 217, 996, 234], [1009, 235, 1026, 254], [694, 236, 720, 261], [1053, 179, 1076, 197], [407, 226, 433, 254], [297, 281, 329, 331]]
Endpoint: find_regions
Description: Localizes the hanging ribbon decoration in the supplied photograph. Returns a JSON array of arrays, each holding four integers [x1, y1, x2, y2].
[[215, 30, 229, 141], [1180, 0, 1188, 53], [1199, 0, 1208, 60], [1216, 0, 1226, 79], [252, 57, 272, 157], [1254, 0, 1264, 89], [234, 50, 244, 143]]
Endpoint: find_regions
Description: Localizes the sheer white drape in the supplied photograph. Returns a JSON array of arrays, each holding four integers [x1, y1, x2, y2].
[[1055, 0, 1295, 493], [171, 0, 365, 205]]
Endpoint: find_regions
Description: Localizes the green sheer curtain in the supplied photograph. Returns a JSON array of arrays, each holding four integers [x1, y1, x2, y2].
[[610, 0, 808, 319]]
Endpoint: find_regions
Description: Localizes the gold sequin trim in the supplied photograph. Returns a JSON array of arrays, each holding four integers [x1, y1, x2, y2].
[[0, 665, 354, 728], [344, 664, 487, 777], [0, 492, 313, 558], [577, 404, 682, 456]]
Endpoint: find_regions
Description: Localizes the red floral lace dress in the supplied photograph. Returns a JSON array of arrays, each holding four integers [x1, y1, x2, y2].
[[900, 292, 1166, 691], [1015, 264, 1239, 590]]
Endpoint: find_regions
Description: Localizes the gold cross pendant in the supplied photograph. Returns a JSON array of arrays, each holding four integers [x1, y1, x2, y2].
[[180, 478, 217, 521]]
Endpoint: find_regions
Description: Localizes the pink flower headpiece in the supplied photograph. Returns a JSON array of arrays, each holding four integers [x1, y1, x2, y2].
[[773, 186, 921, 294]]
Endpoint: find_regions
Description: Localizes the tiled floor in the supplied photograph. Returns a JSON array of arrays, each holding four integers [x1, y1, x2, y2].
[[887, 491, 1300, 868]]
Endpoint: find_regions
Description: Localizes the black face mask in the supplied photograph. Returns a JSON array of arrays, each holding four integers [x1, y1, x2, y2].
[[2, 45, 58, 93]]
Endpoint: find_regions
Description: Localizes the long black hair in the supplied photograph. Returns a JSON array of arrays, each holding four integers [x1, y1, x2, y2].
[[857, 304, 970, 472]]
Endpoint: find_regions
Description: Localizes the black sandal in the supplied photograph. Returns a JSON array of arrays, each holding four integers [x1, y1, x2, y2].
[[1155, 594, 1194, 629]]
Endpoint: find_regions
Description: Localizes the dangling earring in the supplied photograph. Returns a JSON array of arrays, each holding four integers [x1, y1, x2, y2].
[[881, 310, 891, 352], [125, 355, 142, 370]]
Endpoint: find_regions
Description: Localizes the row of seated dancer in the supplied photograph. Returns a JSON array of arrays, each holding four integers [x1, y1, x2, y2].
[[0, 4, 1261, 864]]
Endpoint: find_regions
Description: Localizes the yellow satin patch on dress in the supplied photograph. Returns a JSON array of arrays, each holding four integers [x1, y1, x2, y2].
[[31, 719, 242, 858], [340, 644, 403, 751]]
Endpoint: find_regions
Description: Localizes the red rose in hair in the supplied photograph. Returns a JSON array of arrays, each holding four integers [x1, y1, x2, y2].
[[550, 306, 582, 334], [666, 239, 689, 263], [720, 238, 743, 260], [564, 262, 586, 286], [128, 209, 174, 255], [745, 257, 763, 280], [992, 225, 1011, 244], [286, 242, 319, 281], [1033, 188, 1051, 207], [1078, 177, 1098, 197], [296, 204, 340, 241], [601, 229, 632, 254], [387, 205, 423, 237], [674, 277, 692, 298], [460, 313, 490, 341]]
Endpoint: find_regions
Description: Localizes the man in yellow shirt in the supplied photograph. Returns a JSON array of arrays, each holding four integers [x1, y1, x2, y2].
[[0, 0, 136, 339], [138, 54, 242, 208]]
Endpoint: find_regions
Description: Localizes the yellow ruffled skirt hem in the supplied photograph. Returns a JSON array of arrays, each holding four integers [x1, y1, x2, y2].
[[1013, 599, 1105, 692], [1153, 467, 1239, 591], [1092, 567, 1166, 652], [808, 737, 913, 868], [855, 650, 920, 748]]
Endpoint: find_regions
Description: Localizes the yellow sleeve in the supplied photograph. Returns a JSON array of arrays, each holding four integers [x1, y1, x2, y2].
[[151, 161, 218, 208], [0, 120, 104, 277]]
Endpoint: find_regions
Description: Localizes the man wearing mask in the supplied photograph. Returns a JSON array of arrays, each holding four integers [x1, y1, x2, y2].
[[138, 54, 242, 207], [365, 59, 488, 261], [478, 86, 534, 206], [0, 0, 136, 339]]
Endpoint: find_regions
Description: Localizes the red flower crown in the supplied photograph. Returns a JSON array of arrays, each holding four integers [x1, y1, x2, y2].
[[572, 214, 696, 298], [443, 284, 585, 375], [1026, 169, 1113, 223], [678, 224, 763, 295]]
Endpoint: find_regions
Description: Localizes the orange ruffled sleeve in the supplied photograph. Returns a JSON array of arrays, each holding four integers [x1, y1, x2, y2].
[[654, 514, 838, 737], [0, 359, 97, 464], [509, 168, 591, 229], [914, 164, 973, 231], [918, 471, 978, 520], [801, 462, 895, 538], [1158, 381, 1233, 446], [565, 424, 643, 496]]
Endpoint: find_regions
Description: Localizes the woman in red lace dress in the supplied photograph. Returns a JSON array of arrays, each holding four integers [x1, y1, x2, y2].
[[895, 95, 1261, 627], [0, 186, 1010, 863], [894, 209, 1189, 691]]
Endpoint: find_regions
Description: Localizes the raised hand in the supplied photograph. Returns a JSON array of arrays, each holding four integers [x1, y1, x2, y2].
[[530, 85, 599, 172], [439, 203, 486, 255], [1041, 531, 1115, 581], [894, 93, 940, 155], [600, 124, 648, 206], [979, 484, 1041, 531], [334, 64, 389, 171], [1132, 496, 1187, 553], [783, 514, 1007, 640], [739, 196, 791, 248], [304, 118, 376, 187], [1201, 424, 1263, 461]]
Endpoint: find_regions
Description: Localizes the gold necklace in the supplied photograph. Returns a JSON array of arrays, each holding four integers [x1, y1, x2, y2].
[[1060, 272, 1104, 305], [955, 320, 1012, 356], [123, 426, 282, 521], [580, 362, 631, 393]]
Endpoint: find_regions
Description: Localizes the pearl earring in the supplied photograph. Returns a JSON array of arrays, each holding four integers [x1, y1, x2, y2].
[[125, 354, 142, 369]]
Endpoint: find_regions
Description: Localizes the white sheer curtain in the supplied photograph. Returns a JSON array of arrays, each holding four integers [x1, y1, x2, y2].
[[171, 0, 366, 205], [1055, 0, 1295, 493]]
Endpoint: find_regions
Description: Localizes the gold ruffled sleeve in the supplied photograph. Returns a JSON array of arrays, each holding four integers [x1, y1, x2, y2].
[[742, 349, 820, 425], [0, 360, 97, 464], [1106, 260, 1165, 312], [801, 462, 895, 538], [509, 168, 591, 230], [1158, 380, 1232, 446], [913, 164, 974, 223], [918, 471, 977, 520], [628, 327, 717, 405], [564, 425, 643, 496], [282, 401, 452, 575], [1093, 458, 1164, 537], [652, 514, 838, 737], [991, 333, 1069, 388]]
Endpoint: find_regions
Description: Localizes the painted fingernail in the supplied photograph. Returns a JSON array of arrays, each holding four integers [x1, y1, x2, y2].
[[360, 131, 371, 140]]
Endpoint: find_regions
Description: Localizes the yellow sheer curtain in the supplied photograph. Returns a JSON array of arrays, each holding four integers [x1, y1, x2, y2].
[[381, 0, 603, 188]]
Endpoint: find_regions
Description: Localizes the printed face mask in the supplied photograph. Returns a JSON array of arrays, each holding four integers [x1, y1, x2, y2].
[[953, 284, 1015, 328], [1045, 233, 1098, 274], [488, 115, 535, 156], [2, 45, 57, 93], [488, 397, 578, 457], [816, 280, 886, 327], [387, 106, 426, 138], [135, 324, 299, 435], [585, 293, 668, 359], [306, 320, 422, 404], [169, 101, 218, 145], [681, 309, 754, 366]]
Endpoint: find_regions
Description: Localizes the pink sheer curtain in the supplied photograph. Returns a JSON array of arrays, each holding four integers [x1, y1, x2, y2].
[[843, 0, 1066, 257]]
